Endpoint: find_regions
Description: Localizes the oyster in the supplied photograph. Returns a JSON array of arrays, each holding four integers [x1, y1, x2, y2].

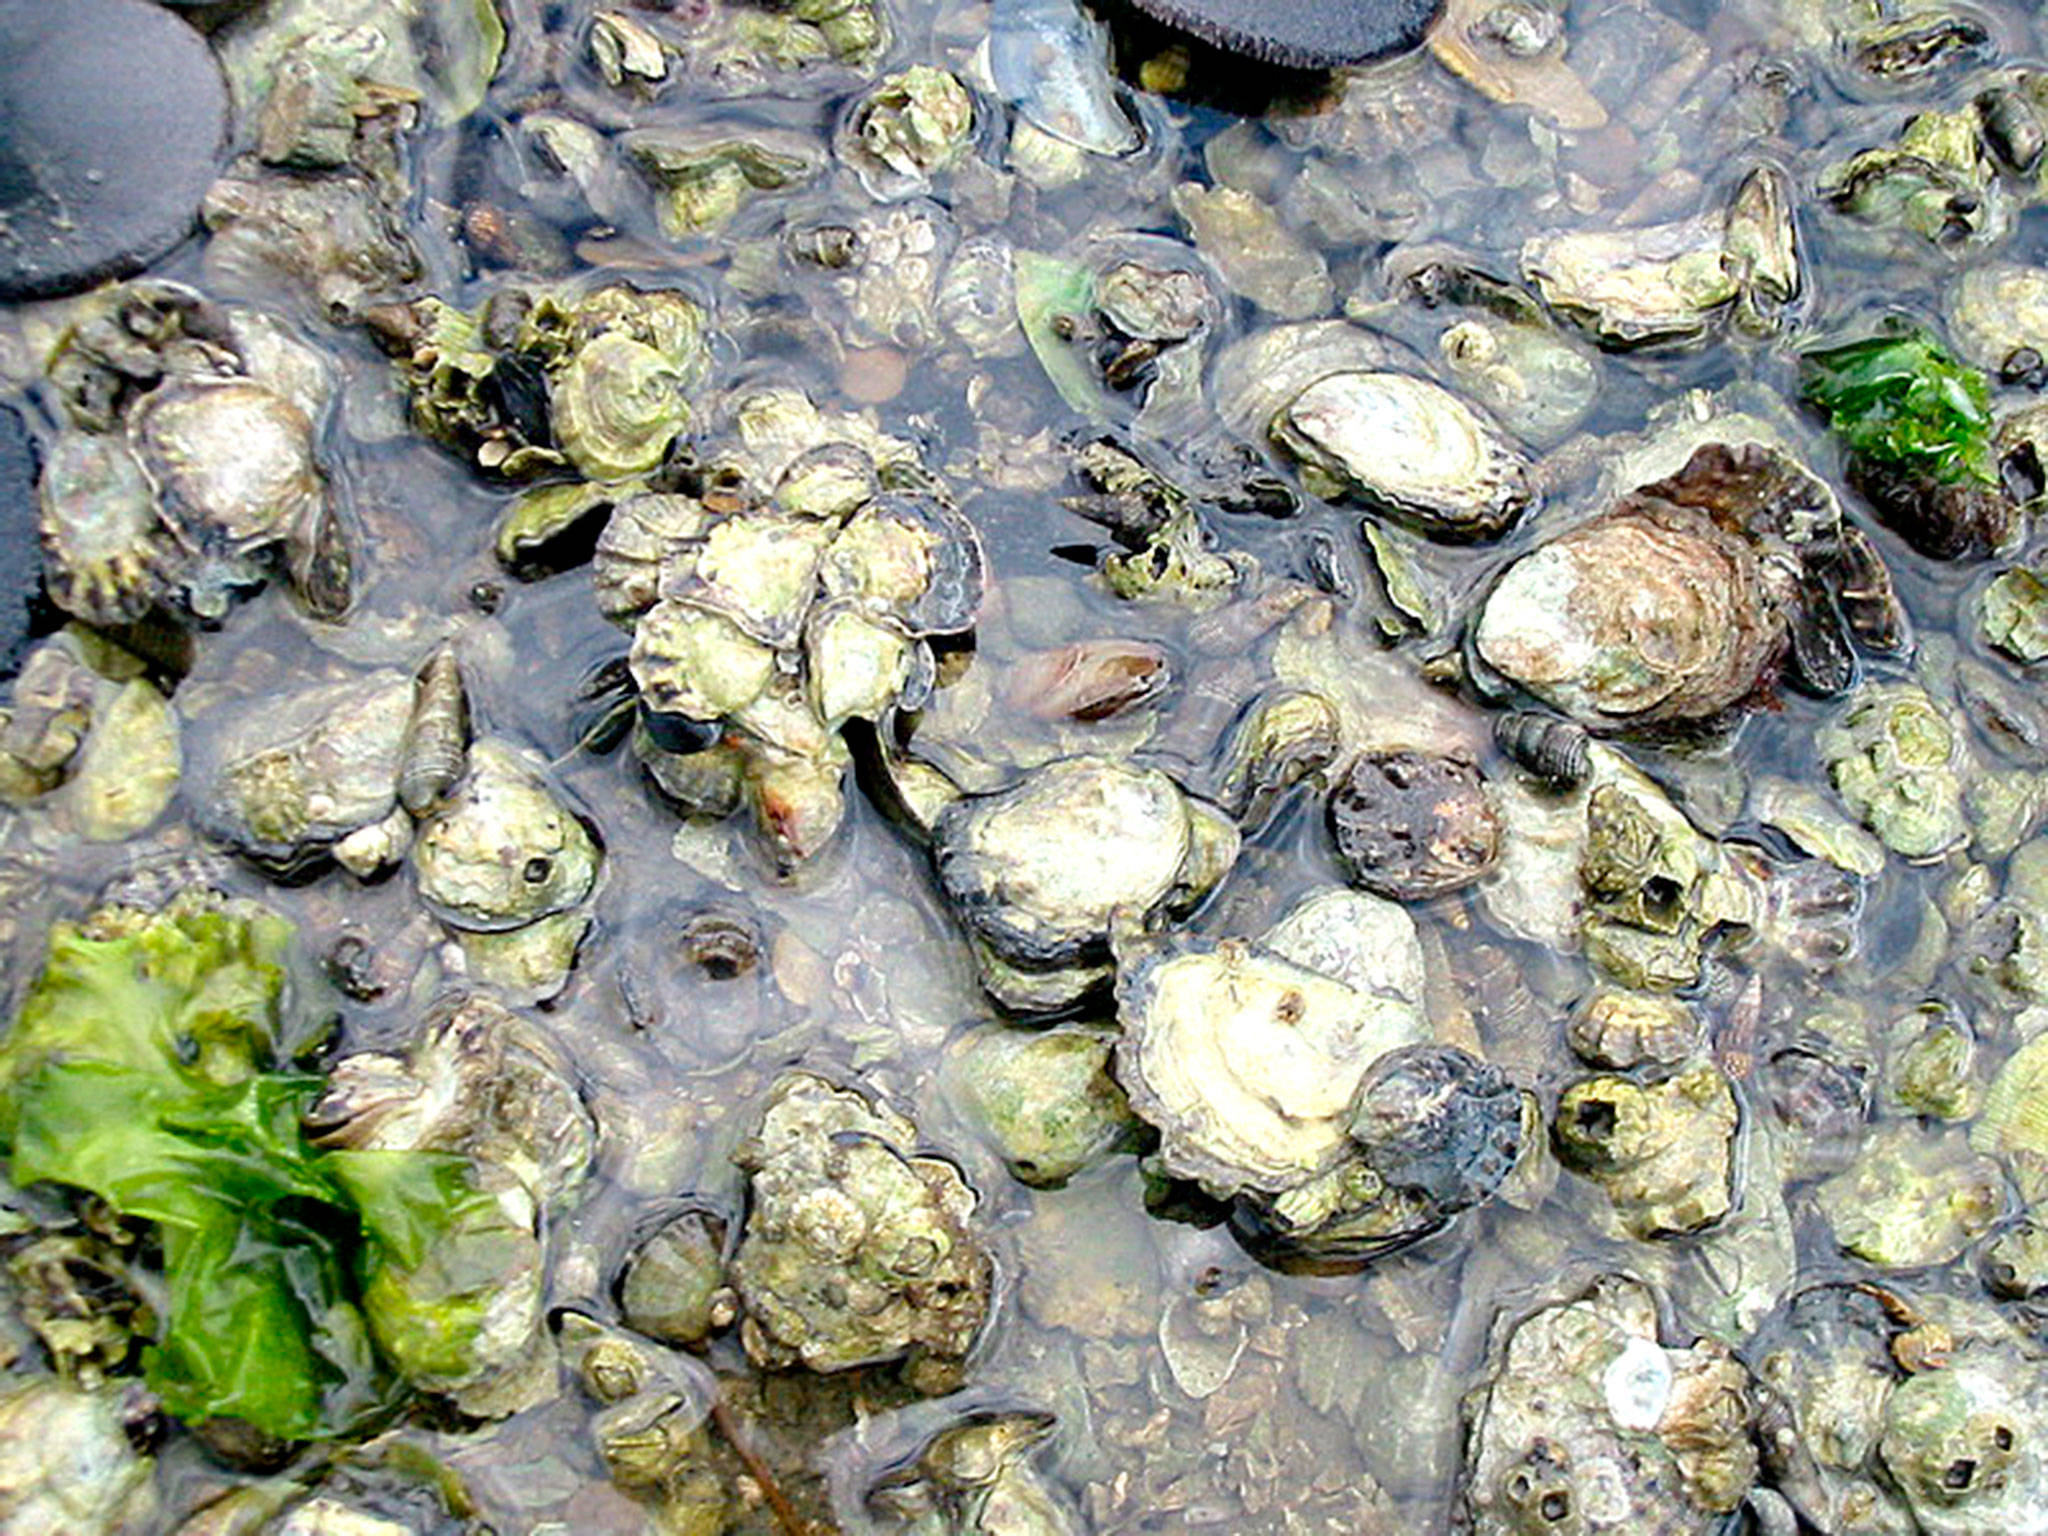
[[378, 282, 708, 483], [0, 1378, 156, 1534], [837, 66, 976, 201], [198, 670, 413, 875], [1818, 682, 1970, 861], [605, 391, 981, 870], [1474, 444, 1847, 733], [413, 739, 600, 932], [306, 993, 596, 1209], [867, 1411, 1082, 1536], [618, 1210, 735, 1349], [37, 284, 349, 624], [1115, 928, 1427, 1197], [1108, 887, 1500, 1264], [1578, 778, 1764, 993], [1521, 214, 1739, 350], [1214, 322, 1532, 541], [1812, 1123, 2003, 1269], [932, 755, 1237, 1011], [1880, 1345, 2048, 1536], [729, 1072, 992, 1394], [1553, 1062, 1740, 1239], [941, 1021, 1139, 1187], [623, 125, 821, 238], [1461, 1275, 1757, 1534], [1273, 371, 1533, 541]]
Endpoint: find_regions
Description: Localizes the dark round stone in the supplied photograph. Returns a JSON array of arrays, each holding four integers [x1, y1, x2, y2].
[[1122, 0, 1443, 68], [0, 0, 228, 302], [0, 404, 52, 682], [1326, 748, 1501, 901]]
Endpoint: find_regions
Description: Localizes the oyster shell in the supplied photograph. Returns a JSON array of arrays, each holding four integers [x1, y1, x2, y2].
[[306, 992, 596, 1209], [1271, 370, 1533, 541], [1475, 446, 1811, 732], [729, 1072, 992, 1394], [1113, 927, 1427, 1200], [1521, 214, 1739, 350], [931, 755, 1236, 1010], [413, 738, 600, 932], [1553, 1062, 1739, 1239], [199, 670, 413, 874], [1818, 682, 1970, 861], [1461, 1275, 1757, 1534]]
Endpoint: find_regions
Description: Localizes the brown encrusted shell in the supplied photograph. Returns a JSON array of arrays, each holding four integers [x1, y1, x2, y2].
[[1325, 749, 1501, 900], [1474, 445, 1804, 731]]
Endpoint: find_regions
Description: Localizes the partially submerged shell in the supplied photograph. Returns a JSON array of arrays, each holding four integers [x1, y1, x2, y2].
[[1113, 933, 1427, 1199], [932, 755, 1234, 988], [1461, 1275, 1758, 1534], [1521, 214, 1739, 350], [37, 431, 172, 626], [729, 1072, 992, 1392], [200, 669, 413, 872], [1818, 682, 1969, 861], [1272, 371, 1532, 542], [1474, 444, 1804, 732], [414, 738, 600, 931]]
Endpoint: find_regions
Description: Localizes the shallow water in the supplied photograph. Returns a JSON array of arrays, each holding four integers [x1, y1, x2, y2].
[[9, 0, 2048, 1531]]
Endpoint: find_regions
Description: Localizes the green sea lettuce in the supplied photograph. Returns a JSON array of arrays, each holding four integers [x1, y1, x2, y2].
[[0, 894, 502, 1440], [1800, 327, 1997, 489]]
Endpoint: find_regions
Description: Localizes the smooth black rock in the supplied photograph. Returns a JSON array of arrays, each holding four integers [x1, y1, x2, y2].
[[0, 405, 52, 680], [0, 0, 228, 301], [1123, 0, 1442, 67]]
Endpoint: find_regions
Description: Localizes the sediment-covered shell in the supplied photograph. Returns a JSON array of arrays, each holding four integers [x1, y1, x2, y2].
[[729, 1072, 992, 1394], [1461, 1275, 1758, 1534], [413, 739, 600, 931]]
